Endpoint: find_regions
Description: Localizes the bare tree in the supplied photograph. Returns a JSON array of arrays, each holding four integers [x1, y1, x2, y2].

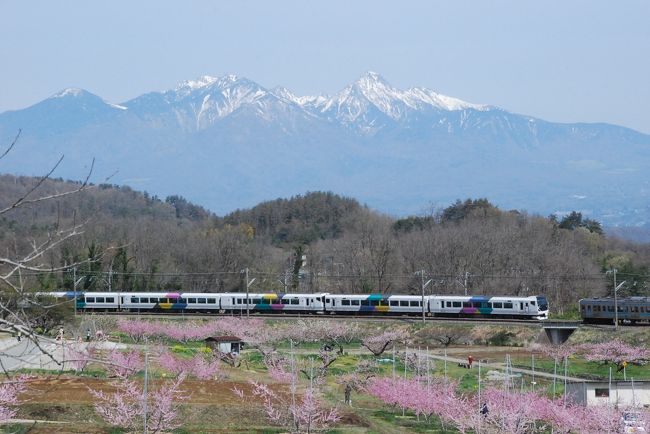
[[0, 131, 96, 369]]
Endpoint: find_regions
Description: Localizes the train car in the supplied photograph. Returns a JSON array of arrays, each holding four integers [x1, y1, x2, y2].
[[580, 297, 650, 325], [324, 294, 426, 314], [77, 292, 120, 311], [179, 292, 220, 313], [221, 292, 327, 313], [121, 292, 188, 312], [430, 295, 548, 320]]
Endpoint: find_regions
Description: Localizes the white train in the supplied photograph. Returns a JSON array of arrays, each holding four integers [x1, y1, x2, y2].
[[46, 291, 549, 320]]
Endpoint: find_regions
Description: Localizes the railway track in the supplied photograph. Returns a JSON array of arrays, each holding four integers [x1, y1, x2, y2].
[[78, 311, 648, 329], [80, 311, 562, 327]]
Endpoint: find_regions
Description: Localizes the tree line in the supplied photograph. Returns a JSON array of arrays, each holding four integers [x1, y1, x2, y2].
[[1, 175, 648, 314]]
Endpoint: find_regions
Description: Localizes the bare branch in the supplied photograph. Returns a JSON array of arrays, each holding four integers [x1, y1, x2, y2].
[[0, 129, 21, 161], [0, 157, 96, 215]]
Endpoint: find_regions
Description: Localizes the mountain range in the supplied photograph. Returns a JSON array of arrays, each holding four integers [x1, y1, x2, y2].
[[1, 72, 649, 226]]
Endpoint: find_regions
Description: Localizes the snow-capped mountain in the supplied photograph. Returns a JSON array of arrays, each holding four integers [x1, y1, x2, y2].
[[1, 72, 649, 226]]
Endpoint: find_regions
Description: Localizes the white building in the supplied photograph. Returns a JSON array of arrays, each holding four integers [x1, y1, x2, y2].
[[566, 380, 650, 408]]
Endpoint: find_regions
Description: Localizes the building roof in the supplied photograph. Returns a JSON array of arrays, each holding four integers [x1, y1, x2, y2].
[[568, 380, 650, 385], [204, 336, 242, 342]]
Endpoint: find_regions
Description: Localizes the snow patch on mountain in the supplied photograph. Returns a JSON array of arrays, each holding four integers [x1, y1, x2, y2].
[[52, 88, 85, 98]]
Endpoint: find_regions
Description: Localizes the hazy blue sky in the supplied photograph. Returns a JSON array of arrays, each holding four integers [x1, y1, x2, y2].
[[1, 0, 649, 133]]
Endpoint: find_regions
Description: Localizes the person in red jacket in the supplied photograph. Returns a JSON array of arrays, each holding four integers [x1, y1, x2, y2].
[[468, 355, 474, 369]]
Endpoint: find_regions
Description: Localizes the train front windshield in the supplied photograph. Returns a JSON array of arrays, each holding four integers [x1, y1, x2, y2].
[[536, 296, 548, 311]]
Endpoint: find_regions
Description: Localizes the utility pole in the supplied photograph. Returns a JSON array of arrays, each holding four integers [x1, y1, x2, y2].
[[613, 268, 618, 330], [607, 268, 626, 331], [417, 270, 432, 323], [242, 268, 256, 318], [72, 268, 84, 317], [464, 272, 470, 296], [143, 351, 148, 434], [73, 267, 77, 317]]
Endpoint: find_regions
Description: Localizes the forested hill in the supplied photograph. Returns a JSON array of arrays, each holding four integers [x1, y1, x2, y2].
[[0, 174, 212, 225], [222, 192, 363, 245], [1, 174, 649, 314]]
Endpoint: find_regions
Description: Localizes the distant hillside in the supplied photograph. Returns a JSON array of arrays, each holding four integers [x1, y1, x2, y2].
[[222, 191, 363, 245]]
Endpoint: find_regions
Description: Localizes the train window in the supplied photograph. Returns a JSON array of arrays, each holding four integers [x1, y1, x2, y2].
[[189, 298, 197, 304], [399, 300, 409, 307], [360, 300, 370, 306], [351, 300, 360, 306], [410, 301, 420, 307], [463, 302, 471, 308], [280, 298, 289, 305], [493, 302, 503, 308], [208, 298, 216, 304], [291, 299, 299, 305], [253, 298, 261, 304], [179, 298, 186, 303], [607, 306, 614, 312], [87, 297, 96, 303], [445, 301, 451, 308], [453, 302, 462, 308], [530, 301, 536, 306], [504, 302, 513, 309], [342, 299, 350, 306], [472, 302, 481, 308], [130, 297, 139, 303], [106, 297, 114, 303], [96, 297, 105, 303], [159, 298, 168, 304], [198, 298, 206, 304], [259, 299, 269, 305], [370, 300, 380, 307], [390, 300, 399, 307]]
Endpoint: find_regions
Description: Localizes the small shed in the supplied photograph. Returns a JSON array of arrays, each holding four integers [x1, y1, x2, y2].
[[204, 336, 244, 354], [566, 380, 650, 407]]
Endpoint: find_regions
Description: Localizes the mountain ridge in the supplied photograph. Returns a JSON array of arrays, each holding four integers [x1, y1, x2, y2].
[[1, 72, 649, 226]]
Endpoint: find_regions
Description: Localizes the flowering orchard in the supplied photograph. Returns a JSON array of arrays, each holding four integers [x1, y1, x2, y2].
[[3, 318, 650, 432], [367, 376, 650, 433]]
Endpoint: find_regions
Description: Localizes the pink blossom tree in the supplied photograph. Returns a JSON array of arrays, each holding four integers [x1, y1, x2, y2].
[[264, 354, 295, 383], [533, 342, 578, 362], [285, 319, 360, 354], [63, 342, 93, 373], [89, 373, 187, 433], [0, 375, 28, 422], [234, 381, 339, 433], [362, 329, 409, 357], [336, 359, 378, 406], [581, 339, 650, 370], [104, 349, 143, 378], [157, 350, 222, 380], [116, 319, 158, 343], [215, 317, 285, 357], [478, 387, 545, 434]]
